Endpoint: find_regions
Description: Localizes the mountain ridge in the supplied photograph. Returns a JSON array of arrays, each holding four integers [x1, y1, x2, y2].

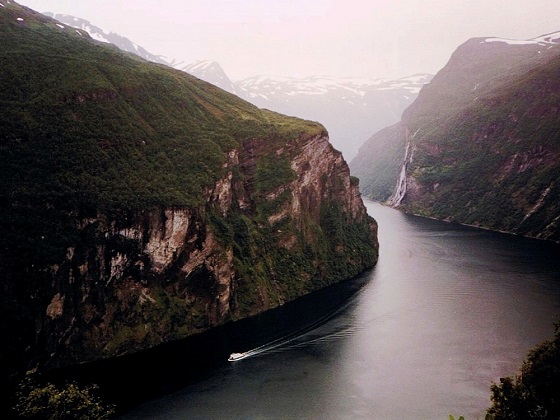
[[352, 30, 560, 241], [36, 12, 432, 160], [43, 12, 174, 66]]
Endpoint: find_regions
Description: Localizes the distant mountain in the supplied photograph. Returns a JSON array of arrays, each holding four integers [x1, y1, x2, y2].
[[349, 123, 407, 201], [150, 61, 432, 160], [37, 15, 238, 96], [177, 60, 239, 95], [43, 13, 173, 66], [39, 12, 432, 160], [351, 31, 560, 241], [235, 74, 432, 160]]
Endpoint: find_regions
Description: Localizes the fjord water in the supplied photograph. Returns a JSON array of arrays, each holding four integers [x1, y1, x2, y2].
[[121, 199, 560, 419]]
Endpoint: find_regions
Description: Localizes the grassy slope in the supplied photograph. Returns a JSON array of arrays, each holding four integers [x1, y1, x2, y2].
[[0, 2, 324, 265]]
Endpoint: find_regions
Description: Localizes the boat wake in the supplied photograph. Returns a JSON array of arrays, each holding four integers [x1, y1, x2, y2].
[[227, 294, 362, 362]]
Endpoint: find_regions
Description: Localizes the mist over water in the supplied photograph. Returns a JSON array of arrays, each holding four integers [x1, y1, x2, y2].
[[121, 200, 560, 419]]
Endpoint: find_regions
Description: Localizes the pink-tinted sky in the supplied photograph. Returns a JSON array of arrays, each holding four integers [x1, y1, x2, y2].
[[17, 0, 560, 80]]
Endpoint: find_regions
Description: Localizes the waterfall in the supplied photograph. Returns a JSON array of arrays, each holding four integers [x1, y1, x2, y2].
[[387, 129, 418, 207], [388, 159, 408, 206]]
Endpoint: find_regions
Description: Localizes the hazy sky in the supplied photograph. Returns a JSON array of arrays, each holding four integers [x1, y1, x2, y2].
[[17, 0, 560, 80]]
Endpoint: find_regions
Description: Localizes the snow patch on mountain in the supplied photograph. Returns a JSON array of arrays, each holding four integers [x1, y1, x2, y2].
[[178, 60, 239, 95], [483, 30, 560, 46], [42, 13, 172, 66], [234, 73, 432, 159], [237, 74, 430, 100], [50, 14, 113, 43]]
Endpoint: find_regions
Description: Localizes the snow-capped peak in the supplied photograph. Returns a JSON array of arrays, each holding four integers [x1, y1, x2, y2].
[[178, 60, 238, 95], [41, 13, 171, 66], [181, 60, 221, 72], [45, 13, 112, 43]]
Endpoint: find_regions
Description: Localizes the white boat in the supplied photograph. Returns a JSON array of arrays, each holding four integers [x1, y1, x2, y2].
[[228, 352, 246, 361]]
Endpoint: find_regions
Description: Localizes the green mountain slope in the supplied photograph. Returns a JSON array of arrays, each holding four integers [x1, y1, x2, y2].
[[0, 8, 322, 203], [349, 123, 406, 201], [352, 33, 560, 241], [0, 0, 378, 394], [1, 2, 326, 262]]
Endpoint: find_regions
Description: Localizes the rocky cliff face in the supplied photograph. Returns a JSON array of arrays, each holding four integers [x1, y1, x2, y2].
[[10, 131, 376, 376]]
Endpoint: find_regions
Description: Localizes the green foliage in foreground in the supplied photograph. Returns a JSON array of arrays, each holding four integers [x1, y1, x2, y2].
[[486, 324, 560, 419], [13, 377, 115, 419], [452, 324, 560, 420]]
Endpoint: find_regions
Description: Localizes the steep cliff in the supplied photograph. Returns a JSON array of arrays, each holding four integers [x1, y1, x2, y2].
[[353, 31, 560, 241], [0, 1, 378, 385]]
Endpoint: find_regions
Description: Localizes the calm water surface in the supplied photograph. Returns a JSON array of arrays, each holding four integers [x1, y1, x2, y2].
[[121, 199, 560, 419]]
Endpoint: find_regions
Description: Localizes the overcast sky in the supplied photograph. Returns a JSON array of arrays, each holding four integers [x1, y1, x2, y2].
[[17, 0, 560, 80]]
